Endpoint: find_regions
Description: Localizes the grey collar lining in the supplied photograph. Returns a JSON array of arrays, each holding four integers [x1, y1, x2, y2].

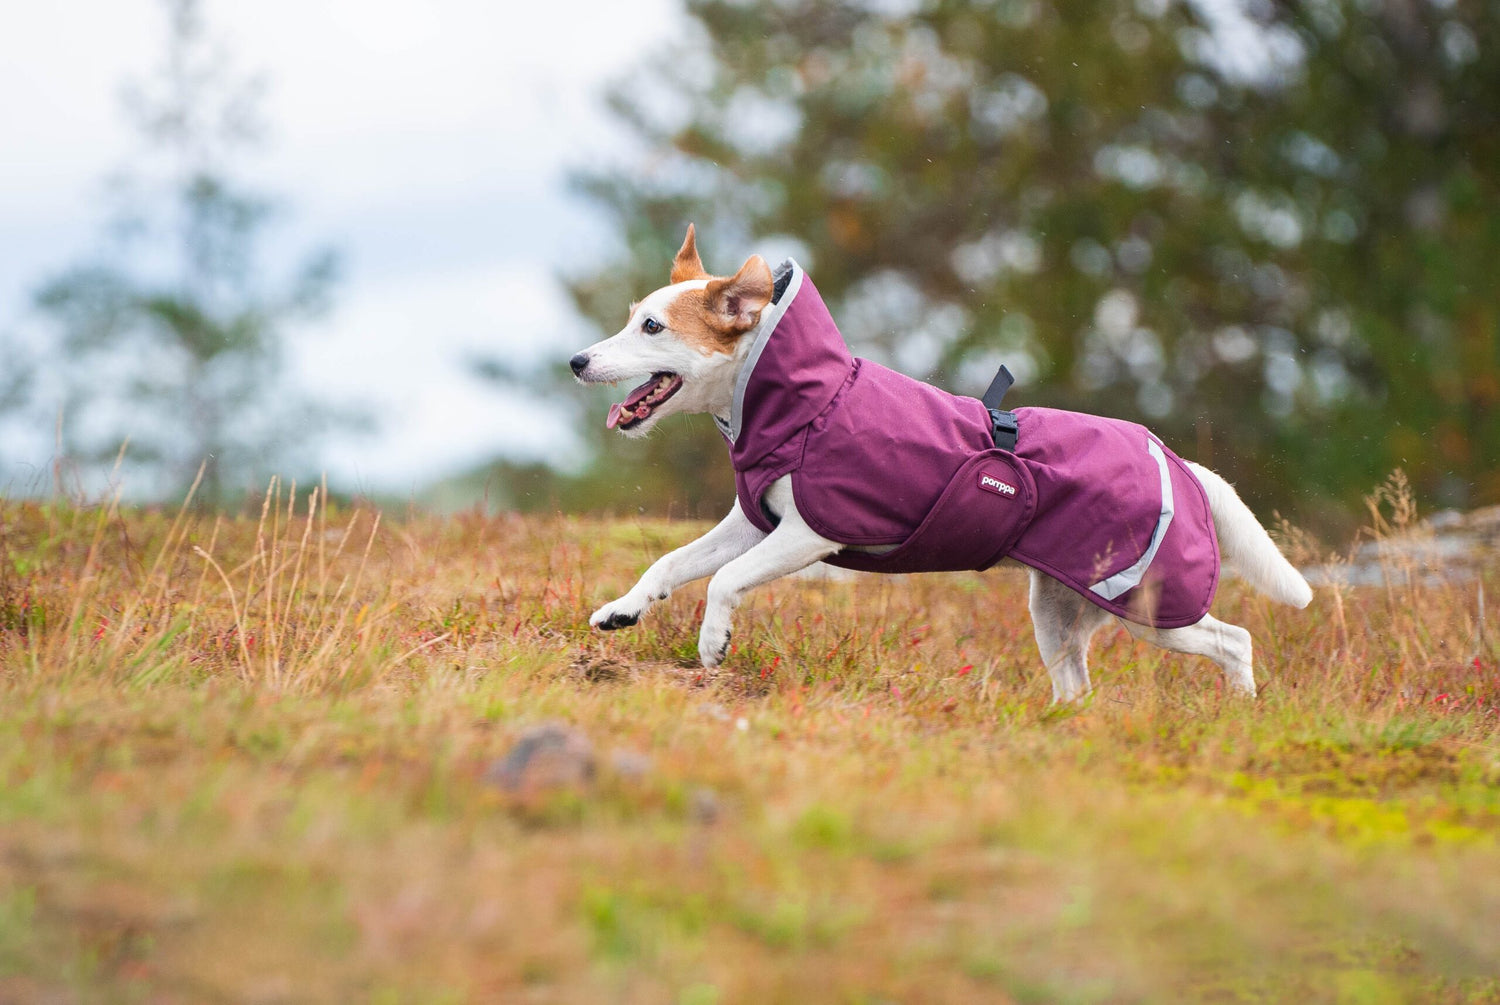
[[717, 258, 803, 443]]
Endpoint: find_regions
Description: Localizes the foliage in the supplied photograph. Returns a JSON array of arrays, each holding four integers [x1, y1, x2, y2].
[[1217, 0, 1500, 511], [27, 0, 347, 504], [0, 484, 1498, 998], [563, 0, 1500, 530]]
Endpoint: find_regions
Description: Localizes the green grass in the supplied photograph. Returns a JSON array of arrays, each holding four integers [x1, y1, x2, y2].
[[0, 480, 1497, 1002]]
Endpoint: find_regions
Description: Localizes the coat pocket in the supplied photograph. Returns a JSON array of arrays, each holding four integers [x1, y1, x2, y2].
[[825, 450, 1036, 575]]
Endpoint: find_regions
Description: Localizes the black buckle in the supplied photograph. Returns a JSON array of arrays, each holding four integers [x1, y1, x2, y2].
[[981, 364, 1018, 451], [989, 408, 1018, 451]]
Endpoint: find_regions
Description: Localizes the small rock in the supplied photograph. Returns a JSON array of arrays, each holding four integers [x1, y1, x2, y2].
[[485, 722, 595, 795], [573, 657, 630, 683], [608, 748, 654, 782], [689, 786, 721, 825]]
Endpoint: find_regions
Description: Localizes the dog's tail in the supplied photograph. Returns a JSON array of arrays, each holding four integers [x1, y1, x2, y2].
[[1188, 462, 1312, 609]]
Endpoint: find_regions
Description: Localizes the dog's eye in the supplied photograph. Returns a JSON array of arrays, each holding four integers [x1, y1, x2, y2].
[[642, 318, 664, 335]]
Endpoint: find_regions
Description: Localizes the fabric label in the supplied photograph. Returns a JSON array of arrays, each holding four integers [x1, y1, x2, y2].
[[977, 471, 1017, 499]]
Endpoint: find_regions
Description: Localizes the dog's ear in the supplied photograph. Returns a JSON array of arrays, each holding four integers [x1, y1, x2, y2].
[[670, 224, 709, 284], [704, 254, 773, 334]]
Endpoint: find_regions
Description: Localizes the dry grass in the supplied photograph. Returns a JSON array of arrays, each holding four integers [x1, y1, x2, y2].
[[0, 476, 1498, 1003]]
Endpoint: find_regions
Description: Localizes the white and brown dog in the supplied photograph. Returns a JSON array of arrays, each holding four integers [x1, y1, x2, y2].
[[570, 226, 1310, 701]]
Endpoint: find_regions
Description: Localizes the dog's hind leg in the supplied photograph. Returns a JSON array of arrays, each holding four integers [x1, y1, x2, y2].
[[1029, 571, 1113, 704], [1122, 614, 1255, 696]]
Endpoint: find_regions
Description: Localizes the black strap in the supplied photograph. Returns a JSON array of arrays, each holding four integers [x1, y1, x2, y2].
[[982, 365, 1019, 452], [981, 365, 1014, 410]]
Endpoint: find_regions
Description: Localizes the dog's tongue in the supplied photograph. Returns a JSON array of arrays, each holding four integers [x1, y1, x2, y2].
[[605, 375, 662, 430]]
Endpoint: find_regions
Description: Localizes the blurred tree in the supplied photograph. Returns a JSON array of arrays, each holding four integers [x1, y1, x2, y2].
[[562, 0, 1500, 528], [32, 0, 345, 503], [0, 347, 29, 417], [1214, 0, 1500, 513], [0, 337, 34, 489]]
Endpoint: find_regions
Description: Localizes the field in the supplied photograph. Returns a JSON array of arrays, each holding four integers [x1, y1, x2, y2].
[[1, 481, 1498, 1003]]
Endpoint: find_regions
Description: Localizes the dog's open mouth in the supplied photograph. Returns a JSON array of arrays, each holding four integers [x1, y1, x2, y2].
[[606, 372, 683, 430]]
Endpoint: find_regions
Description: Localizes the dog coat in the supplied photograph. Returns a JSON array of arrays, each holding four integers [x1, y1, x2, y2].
[[718, 261, 1219, 629]]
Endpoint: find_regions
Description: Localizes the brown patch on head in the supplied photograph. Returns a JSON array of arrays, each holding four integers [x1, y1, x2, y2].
[[663, 290, 738, 354], [663, 254, 774, 354], [670, 224, 709, 284]]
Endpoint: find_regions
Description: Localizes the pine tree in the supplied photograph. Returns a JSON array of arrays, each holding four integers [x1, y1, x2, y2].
[[32, 0, 347, 503]]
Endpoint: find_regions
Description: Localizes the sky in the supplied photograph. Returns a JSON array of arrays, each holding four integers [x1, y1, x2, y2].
[[0, 0, 679, 497]]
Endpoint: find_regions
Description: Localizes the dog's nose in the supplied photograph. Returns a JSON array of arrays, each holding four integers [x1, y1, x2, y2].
[[569, 353, 590, 377]]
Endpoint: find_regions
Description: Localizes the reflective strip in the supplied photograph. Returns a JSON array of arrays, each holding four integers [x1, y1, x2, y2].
[[721, 260, 804, 443], [1090, 438, 1174, 602]]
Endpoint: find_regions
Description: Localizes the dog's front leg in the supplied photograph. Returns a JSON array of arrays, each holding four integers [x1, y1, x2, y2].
[[698, 480, 840, 667], [590, 501, 767, 631]]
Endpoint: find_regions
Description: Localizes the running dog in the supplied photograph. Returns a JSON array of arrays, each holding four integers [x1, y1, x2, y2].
[[569, 226, 1311, 701]]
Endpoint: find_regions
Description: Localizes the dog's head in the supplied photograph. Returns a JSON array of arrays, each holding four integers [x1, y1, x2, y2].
[[569, 225, 774, 437]]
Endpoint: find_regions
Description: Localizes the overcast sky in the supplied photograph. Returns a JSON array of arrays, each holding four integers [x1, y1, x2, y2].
[[0, 0, 678, 496]]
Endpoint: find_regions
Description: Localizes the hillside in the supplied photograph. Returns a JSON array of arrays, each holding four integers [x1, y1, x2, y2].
[[1, 485, 1497, 1002]]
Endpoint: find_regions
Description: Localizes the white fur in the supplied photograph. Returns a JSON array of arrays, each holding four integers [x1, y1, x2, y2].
[[576, 264, 1311, 701], [572, 280, 750, 438], [1187, 461, 1312, 609]]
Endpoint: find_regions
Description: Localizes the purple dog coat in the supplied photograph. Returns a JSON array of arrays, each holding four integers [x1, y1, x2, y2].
[[719, 261, 1219, 629]]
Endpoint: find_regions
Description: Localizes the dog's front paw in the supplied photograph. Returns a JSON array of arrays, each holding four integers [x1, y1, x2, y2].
[[590, 598, 643, 631], [697, 624, 731, 668]]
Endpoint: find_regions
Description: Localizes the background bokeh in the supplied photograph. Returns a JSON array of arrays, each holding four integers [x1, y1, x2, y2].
[[0, 0, 673, 499], [3, 0, 1496, 538]]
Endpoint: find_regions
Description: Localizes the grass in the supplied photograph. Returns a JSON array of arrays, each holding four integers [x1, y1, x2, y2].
[[0, 475, 1498, 1002]]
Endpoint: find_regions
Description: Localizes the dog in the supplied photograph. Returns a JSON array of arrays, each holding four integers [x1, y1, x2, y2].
[[569, 225, 1311, 702]]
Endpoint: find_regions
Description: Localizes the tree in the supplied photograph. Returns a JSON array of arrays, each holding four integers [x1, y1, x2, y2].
[[564, 0, 1500, 528], [33, 0, 345, 503], [1213, 0, 1500, 511]]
